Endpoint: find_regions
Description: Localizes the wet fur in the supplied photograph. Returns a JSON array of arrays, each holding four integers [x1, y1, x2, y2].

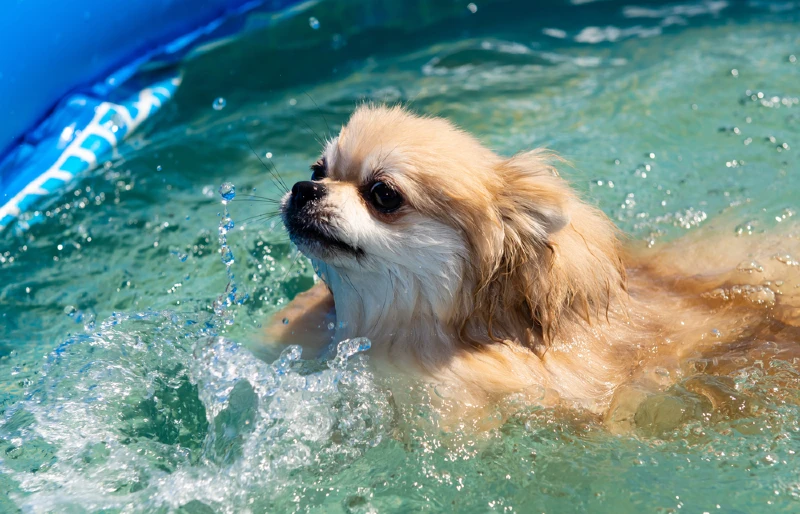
[[269, 105, 800, 430]]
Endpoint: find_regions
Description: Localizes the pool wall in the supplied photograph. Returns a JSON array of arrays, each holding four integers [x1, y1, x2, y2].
[[0, 0, 303, 230]]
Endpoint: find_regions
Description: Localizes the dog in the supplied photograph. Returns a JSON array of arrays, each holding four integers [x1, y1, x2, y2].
[[268, 104, 800, 433]]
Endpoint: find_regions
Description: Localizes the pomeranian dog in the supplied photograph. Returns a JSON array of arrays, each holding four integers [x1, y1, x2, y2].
[[268, 104, 800, 432]]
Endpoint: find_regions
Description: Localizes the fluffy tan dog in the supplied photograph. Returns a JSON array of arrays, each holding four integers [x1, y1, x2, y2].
[[269, 104, 800, 432]]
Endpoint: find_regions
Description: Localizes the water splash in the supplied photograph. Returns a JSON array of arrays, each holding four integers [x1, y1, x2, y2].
[[328, 338, 371, 371], [213, 183, 247, 325], [0, 312, 387, 512]]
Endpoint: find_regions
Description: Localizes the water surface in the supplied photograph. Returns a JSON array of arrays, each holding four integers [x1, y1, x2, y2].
[[1, 1, 799, 511]]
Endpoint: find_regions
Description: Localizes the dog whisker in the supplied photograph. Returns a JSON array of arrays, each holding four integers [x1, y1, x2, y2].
[[244, 135, 289, 193], [302, 91, 332, 139], [238, 211, 280, 223]]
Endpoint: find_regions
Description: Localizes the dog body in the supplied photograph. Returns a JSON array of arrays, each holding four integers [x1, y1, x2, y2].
[[270, 105, 800, 429]]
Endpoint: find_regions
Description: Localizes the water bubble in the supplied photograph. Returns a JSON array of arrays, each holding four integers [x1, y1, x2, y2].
[[309, 17, 320, 30], [265, 152, 273, 159], [467, 2, 478, 13], [156, 165, 163, 172], [434, 384, 451, 399], [219, 182, 236, 202], [282, 318, 289, 325], [212, 97, 227, 111]]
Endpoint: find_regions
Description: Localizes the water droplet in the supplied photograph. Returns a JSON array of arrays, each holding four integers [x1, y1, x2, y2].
[[221, 247, 234, 266], [309, 17, 320, 29], [734, 220, 758, 236], [774, 254, 800, 266], [212, 97, 227, 111], [219, 182, 236, 202], [467, 2, 478, 13], [737, 260, 763, 273]]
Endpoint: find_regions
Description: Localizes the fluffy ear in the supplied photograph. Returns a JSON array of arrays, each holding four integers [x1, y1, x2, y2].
[[462, 149, 624, 350], [462, 150, 574, 344], [495, 150, 571, 239]]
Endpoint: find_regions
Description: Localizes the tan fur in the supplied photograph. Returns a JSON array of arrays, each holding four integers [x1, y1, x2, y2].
[[271, 104, 800, 430]]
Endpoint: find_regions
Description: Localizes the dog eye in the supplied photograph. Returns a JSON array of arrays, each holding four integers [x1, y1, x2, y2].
[[310, 159, 326, 181], [369, 181, 403, 212]]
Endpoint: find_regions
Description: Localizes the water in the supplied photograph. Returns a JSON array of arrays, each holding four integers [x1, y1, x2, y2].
[[212, 98, 227, 111], [1, 0, 799, 511]]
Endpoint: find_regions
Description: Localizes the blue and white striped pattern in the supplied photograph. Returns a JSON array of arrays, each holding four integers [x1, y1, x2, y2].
[[0, 76, 181, 231]]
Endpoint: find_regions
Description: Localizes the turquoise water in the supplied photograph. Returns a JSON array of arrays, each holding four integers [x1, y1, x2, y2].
[[1, 0, 799, 511]]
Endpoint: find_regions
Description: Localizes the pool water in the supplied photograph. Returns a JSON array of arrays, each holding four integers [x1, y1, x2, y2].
[[1, 0, 799, 511]]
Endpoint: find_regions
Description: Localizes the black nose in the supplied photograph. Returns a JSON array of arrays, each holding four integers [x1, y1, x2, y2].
[[290, 181, 326, 210]]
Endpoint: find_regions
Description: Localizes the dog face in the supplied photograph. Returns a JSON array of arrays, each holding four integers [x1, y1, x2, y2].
[[282, 106, 490, 270], [281, 105, 614, 343], [282, 105, 482, 323]]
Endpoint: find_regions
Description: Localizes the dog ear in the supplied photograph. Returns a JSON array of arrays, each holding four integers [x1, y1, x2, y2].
[[462, 149, 625, 350], [460, 150, 574, 346], [495, 150, 571, 239]]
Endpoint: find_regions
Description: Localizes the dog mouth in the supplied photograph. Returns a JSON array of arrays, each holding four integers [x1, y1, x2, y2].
[[282, 213, 363, 258]]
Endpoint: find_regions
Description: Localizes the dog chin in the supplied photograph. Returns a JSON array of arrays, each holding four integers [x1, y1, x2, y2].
[[287, 224, 363, 262]]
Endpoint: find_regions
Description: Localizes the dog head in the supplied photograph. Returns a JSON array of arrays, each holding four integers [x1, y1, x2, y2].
[[282, 105, 623, 348]]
